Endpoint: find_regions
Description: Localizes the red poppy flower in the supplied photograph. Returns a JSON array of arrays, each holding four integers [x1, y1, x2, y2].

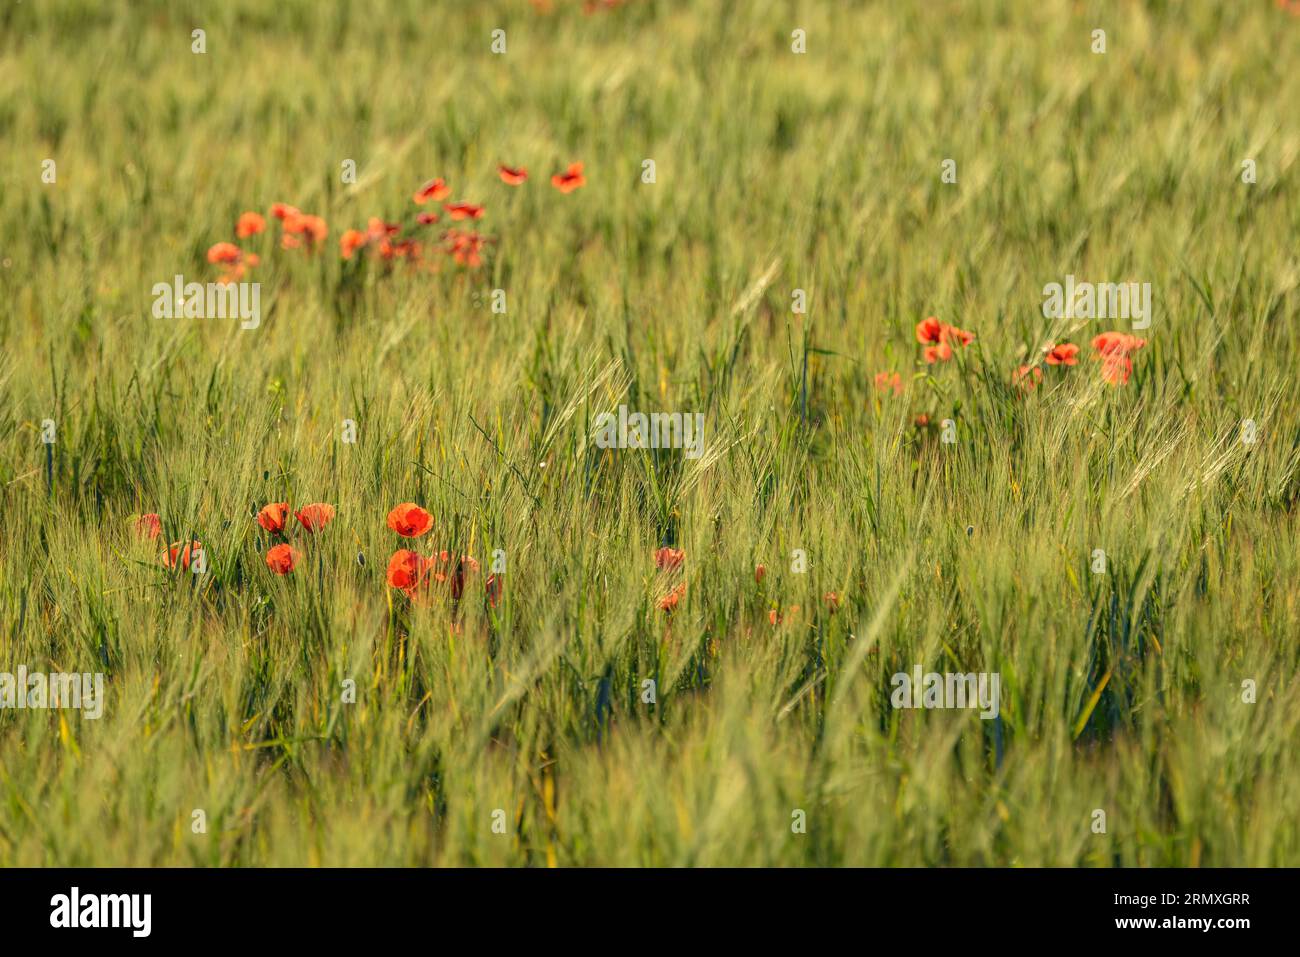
[[923, 342, 953, 364], [1091, 332, 1146, 356], [1013, 364, 1043, 392], [413, 178, 451, 205], [265, 543, 301, 575], [654, 547, 685, 571], [916, 317, 974, 362], [206, 243, 258, 283], [387, 550, 476, 599], [206, 242, 243, 265], [873, 371, 904, 395], [823, 591, 840, 612], [270, 203, 300, 221], [416, 212, 440, 225], [387, 503, 433, 538], [1045, 342, 1079, 366], [444, 229, 487, 267], [551, 162, 586, 193], [257, 502, 290, 534], [379, 238, 421, 261], [1091, 332, 1145, 385], [387, 549, 432, 596], [915, 317, 944, 344], [236, 212, 266, 238], [135, 513, 161, 540], [443, 202, 484, 221], [657, 581, 686, 613], [754, 564, 766, 582], [769, 604, 800, 625], [365, 217, 400, 240], [943, 325, 975, 347], [295, 503, 335, 533], [339, 229, 368, 260], [1100, 353, 1133, 386], [162, 541, 203, 571], [498, 165, 528, 185], [281, 212, 327, 249]]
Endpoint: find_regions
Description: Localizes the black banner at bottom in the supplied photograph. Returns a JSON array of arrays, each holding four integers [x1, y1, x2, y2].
[[0, 867, 1278, 943]]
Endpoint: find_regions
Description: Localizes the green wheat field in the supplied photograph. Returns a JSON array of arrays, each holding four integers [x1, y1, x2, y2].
[[1, 0, 1299, 867]]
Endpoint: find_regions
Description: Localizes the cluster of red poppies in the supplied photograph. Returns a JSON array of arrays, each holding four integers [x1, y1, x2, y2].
[[652, 546, 687, 612], [133, 501, 501, 607], [205, 241, 259, 284], [253, 502, 336, 573], [135, 513, 851, 623], [873, 317, 1148, 403], [131, 503, 329, 573], [1012, 333, 1146, 391], [1088, 332, 1147, 385], [206, 162, 586, 281], [915, 316, 977, 364], [134, 513, 204, 571], [383, 503, 501, 607]]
